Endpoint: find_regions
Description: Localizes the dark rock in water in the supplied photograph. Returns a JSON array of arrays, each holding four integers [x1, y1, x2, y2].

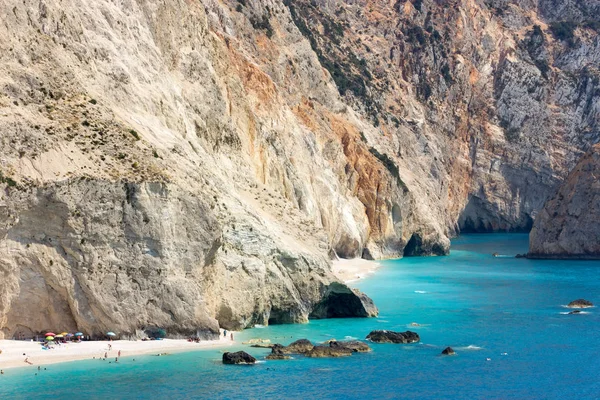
[[568, 310, 582, 315], [265, 344, 291, 360], [329, 340, 371, 353], [567, 299, 594, 308], [309, 282, 378, 319], [222, 351, 256, 365], [366, 330, 420, 344], [306, 345, 352, 358], [492, 252, 499, 257], [282, 339, 314, 354], [441, 347, 456, 355], [515, 253, 526, 258]]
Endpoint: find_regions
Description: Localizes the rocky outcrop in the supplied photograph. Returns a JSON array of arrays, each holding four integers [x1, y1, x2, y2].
[[280, 339, 314, 354], [329, 340, 371, 353], [441, 347, 456, 356], [529, 145, 600, 258], [305, 345, 352, 358], [265, 344, 291, 360], [309, 283, 378, 319], [366, 330, 420, 344], [266, 339, 370, 358], [567, 299, 594, 308], [0, 178, 378, 338], [223, 351, 257, 365]]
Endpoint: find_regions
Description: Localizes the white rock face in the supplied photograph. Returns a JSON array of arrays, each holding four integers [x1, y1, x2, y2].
[[0, 0, 598, 337]]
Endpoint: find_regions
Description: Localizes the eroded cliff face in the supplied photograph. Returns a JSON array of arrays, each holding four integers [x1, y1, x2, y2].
[[529, 144, 600, 258], [0, 0, 598, 337], [285, 0, 600, 234]]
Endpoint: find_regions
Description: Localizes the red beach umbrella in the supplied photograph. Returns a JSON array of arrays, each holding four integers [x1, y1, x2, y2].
[[45, 332, 56, 336]]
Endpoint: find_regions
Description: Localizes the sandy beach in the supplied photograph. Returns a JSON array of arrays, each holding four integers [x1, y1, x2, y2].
[[332, 258, 381, 284], [0, 331, 237, 370]]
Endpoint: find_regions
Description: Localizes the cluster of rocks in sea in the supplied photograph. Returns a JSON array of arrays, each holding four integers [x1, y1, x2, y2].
[[566, 299, 594, 314], [223, 297, 597, 365], [224, 329, 429, 364], [265, 338, 372, 360]]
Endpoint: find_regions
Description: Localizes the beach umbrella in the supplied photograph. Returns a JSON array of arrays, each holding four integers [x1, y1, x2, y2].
[[60, 332, 68, 336], [75, 332, 84, 336], [45, 332, 56, 336], [106, 332, 116, 337], [46, 336, 54, 341], [55, 334, 64, 338], [66, 333, 74, 337]]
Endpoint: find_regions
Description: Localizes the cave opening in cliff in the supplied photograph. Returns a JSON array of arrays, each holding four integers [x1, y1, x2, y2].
[[403, 233, 422, 257], [313, 292, 365, 318]]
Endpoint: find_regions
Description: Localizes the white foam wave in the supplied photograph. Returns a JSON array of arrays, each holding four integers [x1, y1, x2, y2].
[[254, 324, 265, 328], [377, 320, 389, 323], [344, 336, 357, 340], [414, 290, 428, 294], [455, 345, 483, 351], [406, 322, 430, 328], [561, 305, 595, 308], [560, 311, 590, 315]]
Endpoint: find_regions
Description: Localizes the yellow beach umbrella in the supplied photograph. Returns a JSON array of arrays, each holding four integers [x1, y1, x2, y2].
[[55, 334, 64, 338]]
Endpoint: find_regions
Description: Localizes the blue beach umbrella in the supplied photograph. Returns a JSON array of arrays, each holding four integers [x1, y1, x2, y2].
[[75, 332, 84, 336], [106, 332, 116, 337]]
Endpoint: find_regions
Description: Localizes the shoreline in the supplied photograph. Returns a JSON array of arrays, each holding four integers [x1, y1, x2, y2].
[[0, 330, 237, 370], [332, 258, 382, 284]]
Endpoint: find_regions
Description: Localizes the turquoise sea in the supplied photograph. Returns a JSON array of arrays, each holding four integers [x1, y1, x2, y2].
[[1, 234, 599, 399]]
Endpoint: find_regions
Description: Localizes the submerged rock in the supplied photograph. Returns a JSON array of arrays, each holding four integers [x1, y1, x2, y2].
[[441, 347, 456, 355], [306, 345, 352, 358], [567, 299, 594, 308], [265, 353, 291, 360], [366, 330, 420, 344], [222, 351, 256, 365], [568, 310, 582, 315]]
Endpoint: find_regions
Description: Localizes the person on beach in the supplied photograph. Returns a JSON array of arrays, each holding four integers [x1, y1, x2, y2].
[[108, 343, 112, 350], [230, 333, 233, 341], [118, 350, 121, 357], [1, 370, 4, 375], [224, 330, 227, 337], [104, 352, 108, 359]]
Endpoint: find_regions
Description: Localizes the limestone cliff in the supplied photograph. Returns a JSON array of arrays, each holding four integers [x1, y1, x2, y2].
[[0, 0, 599, 337], [529, 144, 600, 258]]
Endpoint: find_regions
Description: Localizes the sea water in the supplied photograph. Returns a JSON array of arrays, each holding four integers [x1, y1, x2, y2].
[[1, 234, 599, 399]]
